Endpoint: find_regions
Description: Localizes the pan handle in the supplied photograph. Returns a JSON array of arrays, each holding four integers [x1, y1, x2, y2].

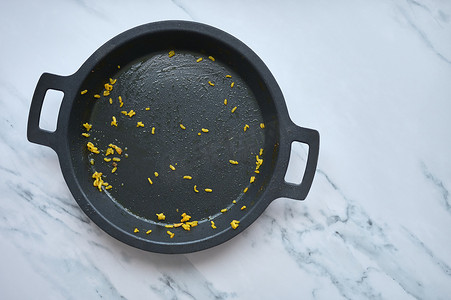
[[27, 73, 68, 149], [277, 124, 319, 200]]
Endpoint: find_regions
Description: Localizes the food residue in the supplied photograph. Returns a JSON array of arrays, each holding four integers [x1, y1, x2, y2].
[[183, 176, 192, 180], [194, 185, 199, 193], [167, 230, 175, 238], [205, 188, 213, 193], [231, 106, 237, 113], [137, 121, 144, 127], [230, 220, 240, 229], [229, 160, 238, 165], [169, 164, 176, 171], [81, 90, 88, 95], [156, 213, 166, 220], [168, 50, 175, 58], [111, 116, 118, 127], [83, 123, 92, 131], [87, 142, 100, 154], [208, 56, 215, 61], [92, 171, 104, 191]]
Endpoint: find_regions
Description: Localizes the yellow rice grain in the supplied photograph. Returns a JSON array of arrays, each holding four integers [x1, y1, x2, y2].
[[109, 78, 117, 85], [147, 178, 153, 185], [112, 157, 121, 162], [196, 57, 203, 62], [187, 221, 198, 227], [254, 170, 260, 174], [180, 124, 186, 130], [82, 133, 90, 137], [208, 81, 215, 86], [211, 221, 216, 229], [169, 164, 176, 171], [117, 65, 120, 69], [154, 172, 159, 177], [231, 106, 237, 113], [208, 56, 215, 61], [111, 116, 117, 127], [105, 185, 112, 190], [221, 208, 227, 213], [180, 213, 191, 222], [205, 188, 213, 192], [226, 75, 232, 78], [103, 90, 110, 96], [230, 220, 240, 229], [104, 158, 111, 162], [260, 123, 265, 129], [182, 224, 191, 231], [109, 144, 122, 154], [243, 124, 249, 132], [241, 206, 246, 210], [233, 200, 236, 204], [81, 90, 88, 95], [168, 50, 175, 58], [250, 176, 255, 183], [198, 132, 201, 136], [109, 98, 113, 104], [224, 99, 227, 105], [83, 123, 92, 131], [167, 231, 175, 238], [201, 128, 209, 133], [156, 213, 166, 220], [127, 110, 136, 117], [259, 148, 263, 156], [173, 223, 183, 228], [134, 228, 139, 233], [94, 94, 101, 99], [194, 185, 199, 193], [231, 82, 235, 88], [243, 187, 248, 193], [137, 121, 144, 127], [152, 127, 155, 134], [183, 176, 192, 180], [229, 160, 238, 165], [146, 229, 152, 234], [165, 224, 174, 228], [105, 148, 114, 156], [112, 166, 117, 173], [90, 159, 95, 165], [87, 142, 100, 154], [145, 107, 150, 111]]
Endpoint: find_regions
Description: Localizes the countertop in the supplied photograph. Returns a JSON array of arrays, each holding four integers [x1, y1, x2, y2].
[[1, 0, 450, 299]]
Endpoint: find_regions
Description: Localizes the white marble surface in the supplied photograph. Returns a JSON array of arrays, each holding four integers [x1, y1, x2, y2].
[[1, 0, 451, 299]]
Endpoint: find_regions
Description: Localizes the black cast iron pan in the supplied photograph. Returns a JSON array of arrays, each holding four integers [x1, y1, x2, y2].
[[27, 21, 319, 254]]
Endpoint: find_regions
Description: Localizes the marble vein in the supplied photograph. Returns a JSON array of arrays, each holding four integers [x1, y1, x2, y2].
[[395, 0, 451, 64], [421, 162, 451, 213]]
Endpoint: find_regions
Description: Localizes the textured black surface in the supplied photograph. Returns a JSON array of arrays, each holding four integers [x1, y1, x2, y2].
[[28, 21, 319, 253]]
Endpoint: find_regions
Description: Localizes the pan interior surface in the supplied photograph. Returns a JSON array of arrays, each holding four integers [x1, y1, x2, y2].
[[68, 28, 280, 244]]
